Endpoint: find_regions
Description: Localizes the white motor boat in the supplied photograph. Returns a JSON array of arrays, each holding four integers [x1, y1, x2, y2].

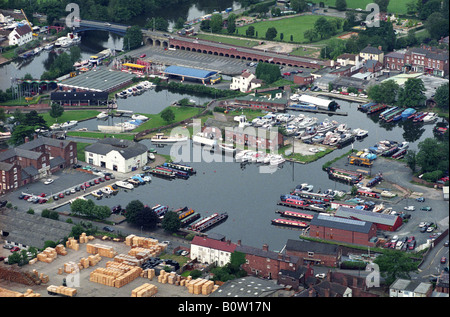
[[151, 133, 188, 144], [115, 181, 134, 190], [97, 112, 109, 119], [352, 128, 368, 139], [50, 123, 62, 130], [33, 47, 43, 55], [235, 150, 251, 162], [61, 120, 78, 129], [44, 43, 54, 50], [269, 154, 285, 165], [422, 112, 438, 124], [131, 114, 149, 121]]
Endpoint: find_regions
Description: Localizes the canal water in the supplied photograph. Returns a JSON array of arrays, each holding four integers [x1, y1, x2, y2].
[[59, 99, 439, 251]]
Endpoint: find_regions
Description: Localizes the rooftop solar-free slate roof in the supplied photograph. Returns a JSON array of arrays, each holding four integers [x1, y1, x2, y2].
[[163, 65, 217, 79], [58, 67, 135, 92], [310, 214, 373, 234]]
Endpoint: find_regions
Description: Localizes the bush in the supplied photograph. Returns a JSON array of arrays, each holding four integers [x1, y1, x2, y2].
[[422, 170, 444, 183]]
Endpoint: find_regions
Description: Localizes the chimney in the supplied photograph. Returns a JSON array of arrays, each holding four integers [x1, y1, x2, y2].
[[33, 133, 38, 140], [24, 136, 29, 143], [237, 240, 241, 246], [262, 244, 269, 252], [378, 46, 382, 51], [226, 239, 231, 245]]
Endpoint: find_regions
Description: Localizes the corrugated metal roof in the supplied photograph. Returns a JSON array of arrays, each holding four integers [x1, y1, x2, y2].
[[310, 213, 373, 233], [335, 206, 399, 226], [163, 65, 217, 79]]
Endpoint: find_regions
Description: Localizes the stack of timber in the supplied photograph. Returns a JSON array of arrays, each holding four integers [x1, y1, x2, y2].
[[157, 270, 183, 286], [55, 244, 68, 256], [141, 268, 156, 280], [79, 232, 95, 244], [0, 287, 41, 297], [114, 253, 142, 266], [66, 237, 80, 251], [37, 247, 58, 263], [185, 278, 217, 295], [31, 269, 49, 284], [86, 243, 117, 258], [131, 283, 158, 297], [64, 262, 79, 274], [47, 285, 77, 297], [89, 261, 142, 288], [125, 234, 166, 255]]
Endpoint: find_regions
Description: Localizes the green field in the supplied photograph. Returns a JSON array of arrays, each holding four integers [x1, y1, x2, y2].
[[308, 0, 410, 15], [196, 34, 260, 47], [236, 15, 344, 43], [42, 110, 101, 125]]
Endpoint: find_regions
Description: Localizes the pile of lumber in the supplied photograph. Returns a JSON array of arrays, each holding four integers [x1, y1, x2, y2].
[[89, 261, 142, 288], [55, 244, 68, 256], [36, 247, 57, 263], [113, 253, 142, 266], [47, 285, 77, 297], [125, 234, 166, 256], [131, 283, 158, 297], [31, 269, 49, 284], [141, 269, 156, 280], [79, 232, 94, 244], [185, 278, 217, 295], [63, 262, 79, 274], [61, 253, 102, 275], [86, 243, 117, 258], [66, 237, 79, 251], [158, 270, 182, 286], [0, 287, 40, 297]]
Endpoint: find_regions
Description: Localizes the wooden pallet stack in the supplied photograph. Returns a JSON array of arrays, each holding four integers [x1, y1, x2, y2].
[[141, 269, 156, 280], [47, 285, 77, 297], [89, 261, 142, 288], [79, 232, 95, 244], [131, 283, 158, 297], [157, 270, 183, 286], [125, 234, 166, 256], [113, 254, 142, 266], [36, 247, 57, 263], [23, 289, 41, 297], [185, 278, 215, 295], [66, 237, 80, 251], [55, 244, 68, 256], [86, 243, 117, 258], [64, 262, 79, 274]]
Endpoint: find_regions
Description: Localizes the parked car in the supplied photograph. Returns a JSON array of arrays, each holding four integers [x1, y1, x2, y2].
[[420, 206, 432, 211], [420, 226, 428, 233], [3, 244, 13, 249], [416, 197, 425, 202], [315, 273, 326, 279], [427, 226, 435, 233], [10, 246, 20, 252], [58, 193, 65, 198], [404, 206, 415, 211], [445, 241, 449, 247], [408, 241, 416, 250], [441, 257, 447, 264], [140, 54, 146, 58], [419, 222, 427, 228], [103, 226, 114, 232], [44, 179, 54, 185], [53, 195, 59, 201]]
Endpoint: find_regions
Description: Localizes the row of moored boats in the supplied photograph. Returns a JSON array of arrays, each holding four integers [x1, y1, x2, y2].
[[116, 81, 156, 99]]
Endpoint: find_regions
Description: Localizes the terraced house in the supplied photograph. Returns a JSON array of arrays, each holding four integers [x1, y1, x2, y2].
[[0, 136, 76, 194]]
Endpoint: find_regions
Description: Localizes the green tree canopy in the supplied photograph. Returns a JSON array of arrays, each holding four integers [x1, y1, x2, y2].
[[161, 211, 181, 233], [255, 62, 281, 84], [397, 78, 426, 107], [434, 83, 449, 110], [210, 14, 223, 33], [123, 25, 143, 50], [161, 108, 175, 123], [374, 249, 419, 286], [367, 79, 400, 105], [265, 27, 278, 40]]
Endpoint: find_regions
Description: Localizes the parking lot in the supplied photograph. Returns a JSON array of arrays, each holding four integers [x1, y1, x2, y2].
[[331, 156, 449, 249], [0, 237, 199, 297]]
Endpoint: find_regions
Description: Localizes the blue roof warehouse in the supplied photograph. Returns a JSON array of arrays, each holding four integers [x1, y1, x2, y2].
[[162, 65, 221, 85]]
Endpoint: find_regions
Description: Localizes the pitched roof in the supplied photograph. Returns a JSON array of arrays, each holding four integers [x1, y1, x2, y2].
[[235, 244, 300, 263], [361, 45, 383, 54], [14, 24, 31, 36], [286, 239, 339, 255], [310, 214, 374, 234], [84, 138, 147, 160], [335, 206, 400, 226], [191, 235, 237, 253]]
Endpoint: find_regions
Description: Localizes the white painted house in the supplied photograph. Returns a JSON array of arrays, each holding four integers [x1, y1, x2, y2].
[[8, 24, 32, 46], [230, 71, 263, 93], [84, 138, 148, 173], [190, 235, 237, 267]]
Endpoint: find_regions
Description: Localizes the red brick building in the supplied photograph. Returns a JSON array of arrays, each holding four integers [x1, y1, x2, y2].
[[224, 126, 284, 151], [236, 242, 301, 279], [384, 51, 406, 71], [0, 136, 77, 194], [309, 214, 378, 247], [335, 206, 402, 232], [285, 239, 342, 267], [294, 73, 314, 86]]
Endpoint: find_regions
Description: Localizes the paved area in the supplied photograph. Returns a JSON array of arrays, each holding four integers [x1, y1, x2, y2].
[[128, 46, 247, 76]]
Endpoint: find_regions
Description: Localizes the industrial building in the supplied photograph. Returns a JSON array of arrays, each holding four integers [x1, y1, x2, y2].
[[309, 214, 378, 247], [162, 65, 221, 85], [335, 206, 403, 232]]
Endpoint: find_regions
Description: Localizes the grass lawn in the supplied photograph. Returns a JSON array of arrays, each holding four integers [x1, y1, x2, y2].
[[132, 106, 203, 133], [196, 33, 260, 48], [42, 110, 101, 125], [290, 46, 322, 58], [67, 131, 135, 140], [236, 15, 344, 43], [308, 0, 410, 14]]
